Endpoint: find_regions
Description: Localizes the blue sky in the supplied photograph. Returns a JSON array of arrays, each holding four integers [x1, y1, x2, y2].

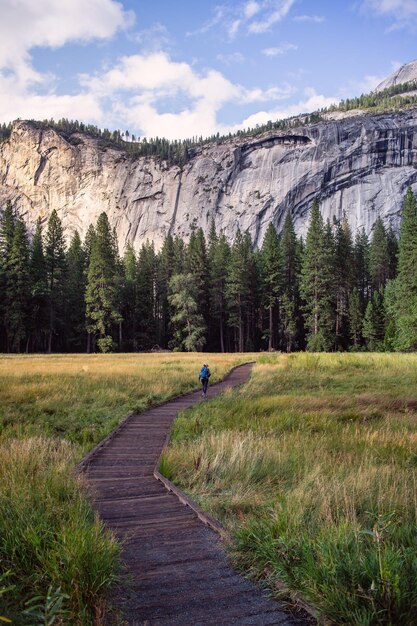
[[0, 0, 416, 139]]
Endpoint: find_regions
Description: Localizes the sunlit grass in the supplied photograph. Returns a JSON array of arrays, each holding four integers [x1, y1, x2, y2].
[[162, 353, 417, 625], [0, 352, 249, 624], [0, 352, 248, 453]]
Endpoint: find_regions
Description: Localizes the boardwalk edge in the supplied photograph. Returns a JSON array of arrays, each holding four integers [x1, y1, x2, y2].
[[76, 360, 255, 474], [155, 361, 323, 626], [152, 360, 256, 537], [153, 469, 228, 537], [77, 359, 322, 624]]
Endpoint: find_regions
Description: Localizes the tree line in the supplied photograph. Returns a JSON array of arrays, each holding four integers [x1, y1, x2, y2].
[[1, 188, 416, 354], [2, 77, 416, 169]]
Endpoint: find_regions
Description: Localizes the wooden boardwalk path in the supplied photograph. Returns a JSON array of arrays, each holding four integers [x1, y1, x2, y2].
[[81, 364, 311, 626]]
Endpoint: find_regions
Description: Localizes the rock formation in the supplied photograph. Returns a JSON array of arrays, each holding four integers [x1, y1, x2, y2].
[[1, 108, 417, 251], [376, 59, 417, 92]]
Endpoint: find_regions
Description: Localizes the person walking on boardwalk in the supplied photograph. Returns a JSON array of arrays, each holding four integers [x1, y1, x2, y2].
[[199, 363, 211, 397]]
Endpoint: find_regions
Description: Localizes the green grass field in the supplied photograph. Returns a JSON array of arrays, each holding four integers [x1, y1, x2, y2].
[[0, 353, 245, 625], [162, 353, 417, 626], [3, 352, 417, 625]]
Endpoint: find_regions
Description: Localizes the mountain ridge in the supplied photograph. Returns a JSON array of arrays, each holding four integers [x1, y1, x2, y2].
[[2, 59, 417, 251], [376, 60, 417, 93], [1, 106, 417, 251]]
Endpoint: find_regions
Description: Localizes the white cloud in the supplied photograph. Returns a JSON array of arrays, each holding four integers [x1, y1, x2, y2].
[[262, 43, 298, 56], [133, 23, 172, 51], [71, 52, 275, 137], [186, 6, 227, 37], [0, 1, 328, 143], [228, 19, 242, 39], [360, 0, 417, 29], [0, 0, 133, 83], [0, 0, 133, 130], [188, 0, 296, 40], [79, 51, 299, 139], [0, 73, 103, 125], [222, 88, 338, 133], [243, 84, 296, 102], [293, 15, 325, 23], [0, 4, 302, 144], [82, 53, 197, 96], [350, 74, 386, 94], [216, 52, 246, 65], [248, 0, 296, 33], [244, 1, 261, 19], [339, 63, 405, 99]]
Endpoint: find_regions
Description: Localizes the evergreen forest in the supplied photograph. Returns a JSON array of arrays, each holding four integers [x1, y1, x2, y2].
[[1, 187, 417, 354]]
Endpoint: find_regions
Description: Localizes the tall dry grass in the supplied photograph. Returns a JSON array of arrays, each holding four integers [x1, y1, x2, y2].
[[0, 438, 118, 624], [0, 352, 248, 623], [0, 353, 247, 451], [162, 353, 417, 625]]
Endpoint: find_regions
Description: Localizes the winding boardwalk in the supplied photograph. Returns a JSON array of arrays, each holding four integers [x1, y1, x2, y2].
[[81, 364, 310, 626]]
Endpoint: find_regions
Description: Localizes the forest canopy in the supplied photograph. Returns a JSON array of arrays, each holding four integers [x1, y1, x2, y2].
[[1, 188, 416, 354]]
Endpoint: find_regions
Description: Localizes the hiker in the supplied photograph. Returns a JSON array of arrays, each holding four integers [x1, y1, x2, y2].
[[199, 363, 211, 397]]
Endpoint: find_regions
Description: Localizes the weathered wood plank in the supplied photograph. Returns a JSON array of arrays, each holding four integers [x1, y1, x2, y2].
[[80, 363, 314, 626]]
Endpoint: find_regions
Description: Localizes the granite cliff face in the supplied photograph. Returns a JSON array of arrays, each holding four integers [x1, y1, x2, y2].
[[1, 110, 417, 251]]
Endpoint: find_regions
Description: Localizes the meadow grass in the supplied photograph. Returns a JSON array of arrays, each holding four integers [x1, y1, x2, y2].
[[0, 352, 246, 624], [162, 353, 417, 626], [0, 353, 246, 451]]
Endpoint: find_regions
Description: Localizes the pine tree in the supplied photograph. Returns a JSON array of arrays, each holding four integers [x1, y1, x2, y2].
[[209, 233, 230, 352], [383, 279, 397, 351], [65, 231, 86, 351], [83, 224, 96, 351], [207, 219, 219, 349], [83, 224, 96, 264], [369, 217, 389, 292], [386, 225, 398, 280], [334, 214, 354, 349], [348, 287, 363, 349], [121, 243, 137, 350], [363, 291, 385, 351], [186, 227, 210, 340], [354, 227, 371, 303], [156, 234, 175, 348], [173, 236, 186, 273], [0, 201, 15, 261], [0, 202, 16, 351], [5, 218, 30, 351], [245, 237, 261, 352], [168, 273, 206, 351], [136, 240, 157, 349], [225, 230, 252, 352], [207, 219, 218, 266], [394, 187, 417, 350], [85, 212, 121, 353], [29, 218, 48, 352], [45, 210, 66, 352], [280, 212, 302, 351], [260, 223, 281, 351], [111, 228, 124, 349], [300, 201, 335, 351]]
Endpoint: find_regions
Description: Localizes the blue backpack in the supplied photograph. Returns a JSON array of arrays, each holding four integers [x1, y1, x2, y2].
[[200, 366, 209, 379]]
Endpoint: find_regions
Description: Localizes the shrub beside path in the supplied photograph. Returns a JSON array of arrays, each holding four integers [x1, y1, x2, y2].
[[80, 363, 311, 626]]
